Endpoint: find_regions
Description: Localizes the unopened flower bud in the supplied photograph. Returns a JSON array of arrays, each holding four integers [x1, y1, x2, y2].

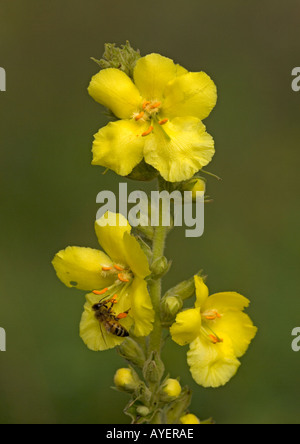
[[161, 296, 183, 322], [117, 338, 146, 368], [143, 352, 165, 384], [127, 160, 159, 182], [163, 271, 205, 302], [151, 256, 171, 278], [114, 368, 140, 392], [180, 414, 201, 425], [182, 178, 206, 200], [161, 379, 182, 400], [136, 406, 150, 417]]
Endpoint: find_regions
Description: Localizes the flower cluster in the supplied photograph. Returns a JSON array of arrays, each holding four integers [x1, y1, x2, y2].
[[52, 43, 257, 424]]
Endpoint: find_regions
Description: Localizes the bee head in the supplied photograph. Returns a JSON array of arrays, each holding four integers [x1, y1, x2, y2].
[[92, 303, 102, 311]]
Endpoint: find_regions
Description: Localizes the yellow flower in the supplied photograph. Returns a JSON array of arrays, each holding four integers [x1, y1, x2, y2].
[[88, 53, 217, 183], [180, 414, 201, 425], [170, 276, 257, 388], [52, 212, 154, 351], [162, 378, 182, 399], [114, 368, 140, 391]]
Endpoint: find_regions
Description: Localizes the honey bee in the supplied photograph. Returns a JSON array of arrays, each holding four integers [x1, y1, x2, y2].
[[92, 296, 130, 338]]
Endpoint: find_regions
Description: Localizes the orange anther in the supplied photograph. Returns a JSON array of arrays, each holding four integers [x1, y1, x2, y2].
[[114, 265, 124, 272], [93, 288, 108, 296], [118, 273, 130, 283], [142, 101, 151, 110], [110, 295, 118, 304], [209, 334, 223, 344], [150, 101, 161, 109], [142, 126, 154, 137], [159, 118, 169, 125], [102, 266, 113, 271], [135, 111, 145, 121]]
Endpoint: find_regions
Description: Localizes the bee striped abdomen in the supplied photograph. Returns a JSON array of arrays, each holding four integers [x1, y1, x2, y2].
[[104, 320, 129, 337]]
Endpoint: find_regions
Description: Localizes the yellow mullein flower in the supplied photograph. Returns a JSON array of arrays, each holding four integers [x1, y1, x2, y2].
[[88, 53, 217, 183], [52, 212, 154, 351], [180, 414, 201, 425], [170, 276, 257, 388]]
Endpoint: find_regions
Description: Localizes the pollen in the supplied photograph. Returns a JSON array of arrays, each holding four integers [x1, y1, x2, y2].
[[111, 295, 118, 304], [102, 266, 113, 271], [142, 126, 154, 137], [93, 288, 108, 296], [203, 310, 222, 321], [142, 101, 151, 110], [134, 111, 145, 121], [150, 101, 161, 110], [114, 265, 124, 272]]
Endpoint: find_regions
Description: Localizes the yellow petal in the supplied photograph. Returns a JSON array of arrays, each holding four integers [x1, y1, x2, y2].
[[130, 277, 154, 337], [92, 120, 147, 177], [209, 311, 257, 358], [52, 247, 114, 291], [162, 72, 217, 121], [88, 68, 142, 119], [80, 292, 132, 352], [203, 292, 251, 313], [95, 212, 131, 266], [144, 117, 215, 182], [134, 53, 178, 100], [187, 335, 240, 388], [194, 276, 209, 308], [123, 232, 150, 279], [170, 308, 202, 346], [180, 414, 201, 425]]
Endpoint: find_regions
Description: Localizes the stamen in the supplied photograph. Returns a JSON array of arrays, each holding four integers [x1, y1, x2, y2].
[[203, 310, 222, 321], [118, 273, 130, 283], [159, 118, 169, 125], [93, 288, 108, 296], [102, 266, 113, 271], [114, 265, 124, 272], [209, 334, 223, 344], [142, 126, 154, 137], [117, 312, 128, 320], [142, 101, 151, 110], [110, 295, 118, 304], [150, 101, 161, 109], [135, 111, 145, 121]]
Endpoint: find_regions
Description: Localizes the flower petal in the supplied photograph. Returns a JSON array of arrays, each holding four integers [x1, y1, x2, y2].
[[88, 68, 142, 119], [203, 292, 251, 313], [187, 335, 240, 388], [170, 308, 202, 346], [162, 72, 217, 121], [130, 277, 154, 337], [52, 247, 114, 291], [209, 311, 257, 358], [134, 53, 178, 101], [123, 232, 150, 279], [95, 212, 131, 266], [92, 120, 147, 177], [144, 117, 215, 182], [194, 276, 209, 308], [80, 292, 133, 351]]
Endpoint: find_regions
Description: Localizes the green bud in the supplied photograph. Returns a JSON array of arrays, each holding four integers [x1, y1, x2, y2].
[[143, 352, 165, 385], [92, 41, 141, 79], [163, 270, 205, 302], [165, 387, 192, 424], [151, 256, 171, 279], [136, 406, 150, 417], [117, 338, 146, 368], [182, 178, 206, 200], [161, 296, 183, 322]]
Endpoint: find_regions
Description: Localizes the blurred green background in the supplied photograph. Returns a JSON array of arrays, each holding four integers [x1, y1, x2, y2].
[[1, 0, 300, 424]]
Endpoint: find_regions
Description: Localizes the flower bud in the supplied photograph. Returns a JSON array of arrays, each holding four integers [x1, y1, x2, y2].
[[161, 379, 182, 401], [117, 338, 146, 368], [165, 387, 192, 424], [163, 271, 205, 302], [127, 160, 159, 182], [182, 178, 206, 200], [161, 296, 183, 322], [151, 256, 171, 278], [143, 352, 165, 384], [136, 406, 150, 417], [180, 414, 201, 425], [114, 368, 140, 392]]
